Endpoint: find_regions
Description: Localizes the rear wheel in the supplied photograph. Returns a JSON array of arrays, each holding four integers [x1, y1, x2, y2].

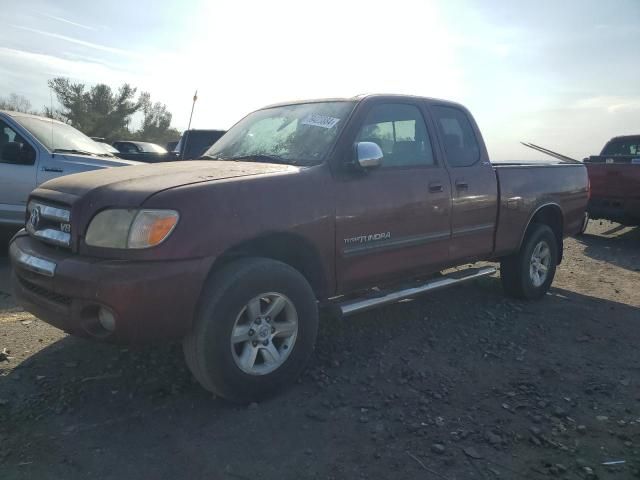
[[183, 258, 318, 402], [500, 224, 558, 300]]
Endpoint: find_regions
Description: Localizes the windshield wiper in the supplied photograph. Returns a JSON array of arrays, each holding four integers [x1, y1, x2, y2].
[[52, 148, 99, 157], [199, 154, 225, 160], [226, 154, 295, 165]]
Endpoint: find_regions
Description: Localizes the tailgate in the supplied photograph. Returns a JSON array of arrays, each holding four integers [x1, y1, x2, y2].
[[585, 156, 640, 199]]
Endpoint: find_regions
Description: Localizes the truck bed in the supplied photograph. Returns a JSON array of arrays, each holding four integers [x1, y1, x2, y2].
[[492, 162, 588, 256]]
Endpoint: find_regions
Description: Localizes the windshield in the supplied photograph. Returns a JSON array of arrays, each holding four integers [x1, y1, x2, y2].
[[13, 115, 108, 155], [204, 101, 355, 166], [602, 138, 640, 156], [98, 142, 119, 154], [139, 142, 167, 153]]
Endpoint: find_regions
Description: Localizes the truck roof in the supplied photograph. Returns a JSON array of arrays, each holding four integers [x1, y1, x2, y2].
[[182, 129, 226, 134], [262, 94, 466, 110], [0, 109, 68, 126], [607, 134, 640, 142]]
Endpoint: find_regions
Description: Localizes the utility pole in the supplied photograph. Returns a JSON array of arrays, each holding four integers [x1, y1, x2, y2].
[[182, 90, 198, 160]]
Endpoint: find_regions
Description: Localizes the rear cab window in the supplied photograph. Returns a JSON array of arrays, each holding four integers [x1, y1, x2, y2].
[[116, 142, 139, 154], [602, 138, 640, 156], [431, 106, 480, 167]]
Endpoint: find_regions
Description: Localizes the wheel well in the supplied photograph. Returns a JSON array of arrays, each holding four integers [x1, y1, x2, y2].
[[527, 204, 564, 263], [210, 233, 329, 299]]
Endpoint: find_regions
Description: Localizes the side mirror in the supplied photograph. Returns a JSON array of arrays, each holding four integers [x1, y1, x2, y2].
[[2, 142, 35, 165], [355, 141, 383, 169]]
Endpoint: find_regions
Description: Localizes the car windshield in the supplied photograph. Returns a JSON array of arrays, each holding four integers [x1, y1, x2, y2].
[[139, 142, 167, 153], [602, 139, 640, 156], [13, 115, 108, 156], [98, 142, 119, 154], [204, 101, 356, 166]]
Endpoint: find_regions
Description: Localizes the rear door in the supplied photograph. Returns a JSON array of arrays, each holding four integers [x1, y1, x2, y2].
[[0, 120, 37, 224], [335, 101, 452, 293], [429, 104, 498, 262]]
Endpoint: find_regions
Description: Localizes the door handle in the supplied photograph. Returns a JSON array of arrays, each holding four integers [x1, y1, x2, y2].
[[41, 167, 63, 173], [455, 181, 469, 190], [428, 182, 443, 193]]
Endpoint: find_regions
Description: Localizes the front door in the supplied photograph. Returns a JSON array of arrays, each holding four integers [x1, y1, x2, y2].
[[429, 104, 498, 262], [335, 102, 452, 293], [0, 120, 37, 224]]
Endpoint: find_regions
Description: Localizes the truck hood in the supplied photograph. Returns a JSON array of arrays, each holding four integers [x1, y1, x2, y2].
[[35, 160, 298, 206]]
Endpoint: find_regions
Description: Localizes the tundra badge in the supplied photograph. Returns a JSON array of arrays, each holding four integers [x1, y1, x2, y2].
[[344, 232, 391, 245]]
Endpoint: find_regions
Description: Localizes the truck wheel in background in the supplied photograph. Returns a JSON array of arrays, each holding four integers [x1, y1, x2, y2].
[[500, 224, 558, 300], [183, 257, 318, 402]]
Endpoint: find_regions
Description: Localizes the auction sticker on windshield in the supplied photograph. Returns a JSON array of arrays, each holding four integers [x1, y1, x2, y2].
[[301, 114, 341, 129]]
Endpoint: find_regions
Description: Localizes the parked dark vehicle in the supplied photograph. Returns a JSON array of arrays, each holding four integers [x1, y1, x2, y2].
[[174, 129, 226, 159], [165, 140, 178, 153], [96, 142, 121, 156], [112, 140, 168, 163], [9, 94, 588, 402], [584, 135, 640, 225]]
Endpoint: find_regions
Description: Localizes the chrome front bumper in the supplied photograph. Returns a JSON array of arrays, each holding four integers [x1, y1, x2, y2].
[[9, 241, 57, 277], [9, 233, 212, 342]]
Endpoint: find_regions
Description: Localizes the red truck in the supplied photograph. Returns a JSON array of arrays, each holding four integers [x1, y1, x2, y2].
[[9, 95, 589, 402], [584, 135, 640, 225]]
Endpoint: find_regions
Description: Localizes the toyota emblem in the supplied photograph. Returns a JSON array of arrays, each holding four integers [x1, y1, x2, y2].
[[29, 207, 41, 229]]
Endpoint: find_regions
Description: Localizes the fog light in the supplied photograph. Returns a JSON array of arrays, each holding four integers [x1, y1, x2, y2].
[[98, 307, 116, 332]]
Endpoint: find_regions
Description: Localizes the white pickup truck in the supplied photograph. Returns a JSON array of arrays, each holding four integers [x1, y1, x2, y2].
[[0, 110, 138, 226]]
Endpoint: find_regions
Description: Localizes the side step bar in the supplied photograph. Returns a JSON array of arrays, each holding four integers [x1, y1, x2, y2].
[[338, 266, 497, 317]]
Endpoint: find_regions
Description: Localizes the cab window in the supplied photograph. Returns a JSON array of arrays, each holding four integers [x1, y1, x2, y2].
[[0, 120, 35, 165], [432, 106, 480, 167], [357, 104, 434, 168]]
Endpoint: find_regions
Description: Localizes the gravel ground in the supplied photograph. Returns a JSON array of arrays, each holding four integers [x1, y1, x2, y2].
[[0, 221, 639, 479]]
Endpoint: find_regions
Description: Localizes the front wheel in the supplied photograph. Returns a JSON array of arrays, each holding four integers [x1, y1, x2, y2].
[[500, 224, 558, 300], [183, 258, 319, 402]]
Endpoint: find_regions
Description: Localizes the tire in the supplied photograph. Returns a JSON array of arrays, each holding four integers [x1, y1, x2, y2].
[[577, 212, 589, 236], [183, 257, 318, 402], [500, 224, 558, 300]]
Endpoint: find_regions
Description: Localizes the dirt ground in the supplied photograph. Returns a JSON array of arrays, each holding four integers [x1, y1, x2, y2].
[[0, 221, 638, 480]]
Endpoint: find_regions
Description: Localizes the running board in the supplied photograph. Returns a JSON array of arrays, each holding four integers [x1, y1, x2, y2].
[[338, 266, 497, 317]]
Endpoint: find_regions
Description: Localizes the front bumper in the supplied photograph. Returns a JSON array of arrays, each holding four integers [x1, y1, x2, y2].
[[9, 231, 212, 343]]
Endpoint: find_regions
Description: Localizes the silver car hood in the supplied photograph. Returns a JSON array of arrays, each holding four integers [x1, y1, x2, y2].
[[57, 154, 141, 169]]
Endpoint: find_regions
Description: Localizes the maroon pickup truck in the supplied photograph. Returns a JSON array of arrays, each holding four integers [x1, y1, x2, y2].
[[9, 95, 589, 402], [584, 135, 640, 225]]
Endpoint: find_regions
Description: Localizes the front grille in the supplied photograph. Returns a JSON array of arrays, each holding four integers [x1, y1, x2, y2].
[[18, 277, 72, 306], [26, 200, 72, 249]]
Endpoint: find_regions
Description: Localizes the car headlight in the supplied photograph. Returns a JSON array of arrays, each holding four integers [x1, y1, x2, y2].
[[85, 209, 179, 249]]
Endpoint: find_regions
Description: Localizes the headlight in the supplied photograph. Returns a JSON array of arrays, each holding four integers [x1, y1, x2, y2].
[[85, 209, 179, 249]]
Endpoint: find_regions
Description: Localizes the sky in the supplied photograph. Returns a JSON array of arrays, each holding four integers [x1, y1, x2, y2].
[[0, 0, 638, 160]]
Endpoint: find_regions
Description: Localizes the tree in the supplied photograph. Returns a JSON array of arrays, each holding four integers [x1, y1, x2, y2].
[[135, 92, 181, 145], [0, 93, 34, 113], [47, 77, 180, 145], [48, 77, 141, 138]]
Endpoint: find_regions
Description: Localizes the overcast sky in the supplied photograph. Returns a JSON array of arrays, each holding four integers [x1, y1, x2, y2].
[[1, 0, 638, 160]]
